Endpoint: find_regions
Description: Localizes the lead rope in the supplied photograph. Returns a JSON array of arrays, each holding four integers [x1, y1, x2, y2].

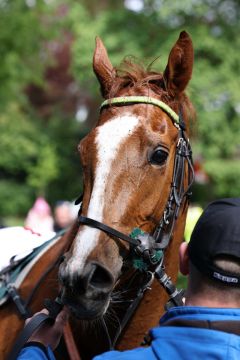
[[63, 321, 82, 360]]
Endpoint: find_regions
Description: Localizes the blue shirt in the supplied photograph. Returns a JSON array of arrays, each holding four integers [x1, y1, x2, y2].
[[17, 307, 240, 360]]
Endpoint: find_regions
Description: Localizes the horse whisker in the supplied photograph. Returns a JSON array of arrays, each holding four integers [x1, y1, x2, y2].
[[101, 317, 113, 349], [110, 299, 134, 304]]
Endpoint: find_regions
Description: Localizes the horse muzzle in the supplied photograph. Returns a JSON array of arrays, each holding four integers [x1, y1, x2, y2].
[[58, 260, 114, 319]]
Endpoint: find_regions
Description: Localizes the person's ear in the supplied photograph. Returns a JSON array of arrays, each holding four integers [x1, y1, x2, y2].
[[179, 242, 189, 275]]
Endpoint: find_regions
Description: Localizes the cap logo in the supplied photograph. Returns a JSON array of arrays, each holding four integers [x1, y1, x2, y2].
[[213, 271, 239, 284]]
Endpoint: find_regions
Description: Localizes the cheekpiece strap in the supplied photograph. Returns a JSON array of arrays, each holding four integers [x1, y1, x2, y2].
[[101, 96, 180, 128]]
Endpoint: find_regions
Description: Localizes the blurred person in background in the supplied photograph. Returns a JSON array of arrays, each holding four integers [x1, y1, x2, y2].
[[53, 201, 76, 232], [24, 197, 54, 236]]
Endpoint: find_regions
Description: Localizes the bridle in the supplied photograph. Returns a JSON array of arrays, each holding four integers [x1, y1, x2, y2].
[[78, 95, 194, 266], [7, 96, 194, 358], [76, 95, 195, 347]]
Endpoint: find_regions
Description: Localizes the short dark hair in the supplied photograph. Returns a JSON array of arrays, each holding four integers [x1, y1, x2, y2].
[[187, 258, 240, 303], [188, 198, 240, 286]]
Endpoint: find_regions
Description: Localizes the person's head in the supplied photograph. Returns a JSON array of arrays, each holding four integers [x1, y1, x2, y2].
[[54, 201, 75, 231], [32, 197, 52, 217], [179, 198, 240, 307]]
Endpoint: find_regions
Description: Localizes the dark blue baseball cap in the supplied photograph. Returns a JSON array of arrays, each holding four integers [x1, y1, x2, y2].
[[188, 198, 240, 286]]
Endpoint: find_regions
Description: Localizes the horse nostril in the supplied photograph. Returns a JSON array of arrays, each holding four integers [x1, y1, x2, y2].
[[59, 261, 114, 296], [59, 254, 66, 264], [89, 263, 114, 291]]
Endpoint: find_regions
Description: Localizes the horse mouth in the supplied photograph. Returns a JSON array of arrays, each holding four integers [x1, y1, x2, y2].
[[61, 291, 110, 320]]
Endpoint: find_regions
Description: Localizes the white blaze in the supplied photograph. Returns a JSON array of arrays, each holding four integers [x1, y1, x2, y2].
[[68, 114, 139, 274]]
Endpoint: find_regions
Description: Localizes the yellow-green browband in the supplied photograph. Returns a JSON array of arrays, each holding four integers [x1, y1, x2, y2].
[[101, 96, 180, 127]]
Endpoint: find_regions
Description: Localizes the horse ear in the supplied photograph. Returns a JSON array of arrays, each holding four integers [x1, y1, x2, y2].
[[163, 31, 194, 97], [93, 37, 115, 98]]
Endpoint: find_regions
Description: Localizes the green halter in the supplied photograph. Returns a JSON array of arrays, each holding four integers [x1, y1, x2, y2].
[[101, 96, 180, 128]]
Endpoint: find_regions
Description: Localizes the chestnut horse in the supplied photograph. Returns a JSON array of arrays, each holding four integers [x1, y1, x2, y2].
[[1, 31, 194, 360], [59, 30, 194, 358]]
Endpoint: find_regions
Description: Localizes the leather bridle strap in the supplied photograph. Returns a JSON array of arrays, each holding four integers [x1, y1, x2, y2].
[[153, 131, 194, 250], [7, 313, 52, 360], [78, 216, 140, 247], [111, 271, 154, 349], [7, 298, 63, 360]]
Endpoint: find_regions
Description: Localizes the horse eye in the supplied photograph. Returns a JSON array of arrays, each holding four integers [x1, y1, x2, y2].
[[150, 148, 169, 165]]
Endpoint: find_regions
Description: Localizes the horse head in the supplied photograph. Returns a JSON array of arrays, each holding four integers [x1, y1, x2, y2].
[[59, 31, 194, 320]]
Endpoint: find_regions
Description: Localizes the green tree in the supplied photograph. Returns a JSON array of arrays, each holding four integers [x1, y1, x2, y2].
[[0, 0, 81, 217], [68, 0, 240, 201], [1, 0, 239, 219]]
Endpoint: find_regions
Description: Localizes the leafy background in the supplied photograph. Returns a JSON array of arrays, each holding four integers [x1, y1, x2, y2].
[[0, 0, 239, 224]]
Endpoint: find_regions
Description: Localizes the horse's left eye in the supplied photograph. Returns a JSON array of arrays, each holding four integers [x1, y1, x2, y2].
[[149, 148, 169, 165]]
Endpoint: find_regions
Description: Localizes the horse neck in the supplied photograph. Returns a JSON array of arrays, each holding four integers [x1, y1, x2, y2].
[[116, 204, 188, 350]]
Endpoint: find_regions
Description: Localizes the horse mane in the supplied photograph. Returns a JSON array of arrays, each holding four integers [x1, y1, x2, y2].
[[109, 57, 195, 126]]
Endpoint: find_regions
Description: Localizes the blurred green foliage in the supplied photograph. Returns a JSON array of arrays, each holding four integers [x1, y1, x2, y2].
[[204, 160, 240, 198], [68, 0, 240, 200], [0, 0, 239, 219], [0, 1, 55, 108], [177, 272, 187, 290]]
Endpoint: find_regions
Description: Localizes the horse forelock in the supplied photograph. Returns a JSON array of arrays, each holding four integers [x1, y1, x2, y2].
[[109, 58, 195, 129], [109, 58, 165, 97]]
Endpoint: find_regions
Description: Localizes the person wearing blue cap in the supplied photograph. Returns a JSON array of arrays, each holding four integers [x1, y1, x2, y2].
[[16, 198, 240, 359]]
